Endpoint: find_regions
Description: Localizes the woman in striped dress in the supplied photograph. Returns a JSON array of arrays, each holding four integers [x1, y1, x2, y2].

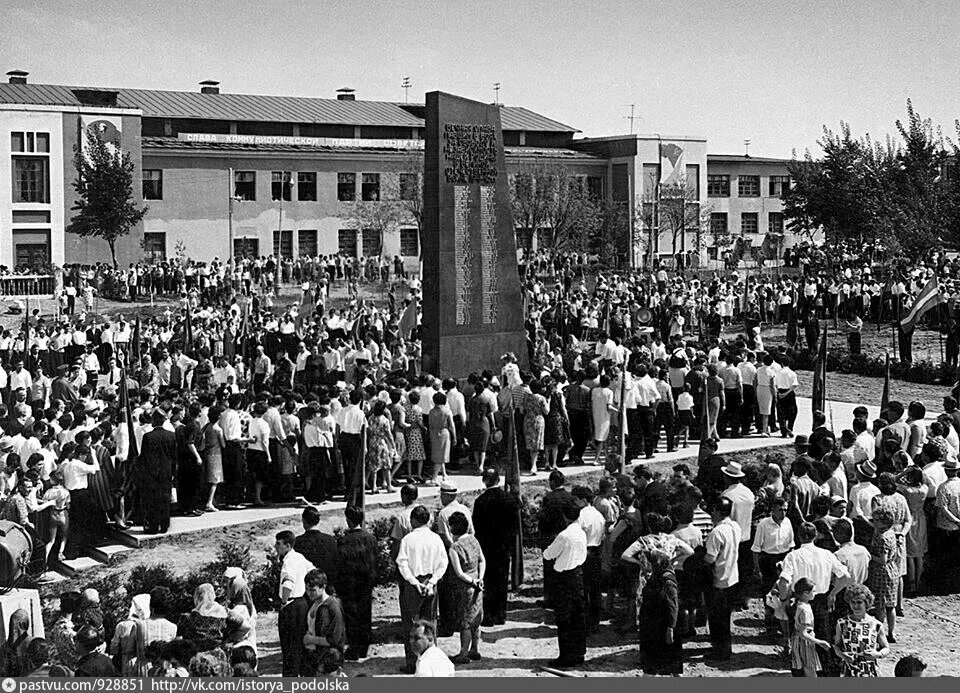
[[87, 426, 122, 528]]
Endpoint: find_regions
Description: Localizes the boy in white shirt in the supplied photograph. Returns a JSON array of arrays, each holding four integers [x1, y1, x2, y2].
[[676, 384, 695, 447]]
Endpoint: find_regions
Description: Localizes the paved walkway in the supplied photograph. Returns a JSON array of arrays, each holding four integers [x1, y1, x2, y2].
[[116, 396, 875, 546]]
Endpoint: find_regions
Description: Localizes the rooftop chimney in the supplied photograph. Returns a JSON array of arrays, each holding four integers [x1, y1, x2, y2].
[[336, 87, 356, 101], [199, 80, 220, 95], [7, 70, 28, 85]]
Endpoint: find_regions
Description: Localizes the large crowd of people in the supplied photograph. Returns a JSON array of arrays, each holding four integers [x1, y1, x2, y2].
[[0, 241, 957, 677]]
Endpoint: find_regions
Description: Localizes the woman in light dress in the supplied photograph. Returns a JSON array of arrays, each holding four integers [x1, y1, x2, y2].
[[590, 374, 616, 466]]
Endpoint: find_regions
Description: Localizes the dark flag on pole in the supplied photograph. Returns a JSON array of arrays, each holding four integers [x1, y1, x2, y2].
[[786, 302, 799, 348], [505, 399, 525, 590], [184, 306, 194, 358], [811, 321, 828, 416], [880, 352, 891, 415], [21, 297, 30, 369], [700, 369, 711, 442], [131, 316, 141, 367], [118, 367, 139, 463]]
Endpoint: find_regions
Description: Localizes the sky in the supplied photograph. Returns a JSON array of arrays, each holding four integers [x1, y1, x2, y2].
[[3, 0, 959, 158]]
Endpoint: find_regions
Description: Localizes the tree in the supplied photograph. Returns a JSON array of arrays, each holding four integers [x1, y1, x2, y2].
[[344, 174, 406, 266], [67, 130, 148, 268], [510, 164, 602, 255]]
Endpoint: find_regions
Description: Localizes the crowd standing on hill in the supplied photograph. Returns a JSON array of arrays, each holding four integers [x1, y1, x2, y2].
[[0, 241, 957, 676]]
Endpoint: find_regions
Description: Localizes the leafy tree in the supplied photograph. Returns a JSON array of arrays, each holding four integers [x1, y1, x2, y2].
[[510, 164, 602, 255], [67, 130, 148, 268], [344, 173, 409, 266]]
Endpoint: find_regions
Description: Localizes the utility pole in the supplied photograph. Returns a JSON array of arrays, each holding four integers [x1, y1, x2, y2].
[[623, 104, 638, 134], [493, 82, 501, 105], [401, 76, 412, 104], [228, 167, 235, 262]]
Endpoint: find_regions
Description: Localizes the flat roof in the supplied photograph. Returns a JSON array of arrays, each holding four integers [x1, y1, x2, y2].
[[707, 154, 791, 164], [0, 82, 578, 132]]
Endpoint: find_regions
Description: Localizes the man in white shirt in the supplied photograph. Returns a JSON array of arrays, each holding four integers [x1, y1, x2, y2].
[[443, 378, 466, 455], [396, 505, 449, 674], [411, 620, 454, 677], [634, 364, 660, 460], [751, 497, 794, 596], [335, 389, 367, 506], [573, 486, 605, 632], [275, 529, 316, 676], [773, 360, 799, 437], [720, 461, 755, 608], [776, 522, 850, 658], [833, 518, 870, 585], [541, 500, 587, 667], [704, 497, 742, 661], [435, 483, 473, 548], [848, 460, 881, 543]]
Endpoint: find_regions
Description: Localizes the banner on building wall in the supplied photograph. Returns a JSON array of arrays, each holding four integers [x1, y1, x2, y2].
[[79, 114, 122, 157], [659, 142, 684, 186]]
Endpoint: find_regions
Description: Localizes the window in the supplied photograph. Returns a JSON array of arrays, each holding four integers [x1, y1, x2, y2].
[[685, 164, 700, 198], [399, 173, 419, 201], [142, 232, 166, 262], [234, 171, 256, 201], [400, 228, 419, 256], [614, 164, 632, 201], [271, 171, 292, 202], [768, 212, 785, 235], [337, 173, 356, 201], [710, 212, 728, 237], [361, 173, 380, 201], [769, 175, 791, 197], [362, 228, 381, 256], [297, 172, 317, 202], [12, 210, 50, 224], [10, 132, 49, 153], [707, 174, 729, 197], [13, 229, 50, 268], [586, 176, 603, 199], [273, 229, 293, 258], [741, 212, 759, 234], [142, 169, 163, 200], [338, 229, 357, 256], [12, 157, 49, 203], [738, 175, 760, 197], [298, 229, 318, 257]]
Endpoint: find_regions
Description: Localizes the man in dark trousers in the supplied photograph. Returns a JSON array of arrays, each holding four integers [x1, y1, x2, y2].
[[541, 498, 587, 668], [295, 505, 342, 589], [472, 467, 519, 626], [337, 505, 377, 661], [137, 409, 177, 534], [537, 470, 574, 608], [175, 402, 204, 517]]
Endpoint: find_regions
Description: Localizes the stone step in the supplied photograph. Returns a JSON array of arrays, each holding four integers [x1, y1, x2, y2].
[[36, 570, 69, 584], [87, 544, 133, 564], [51, 555, 103, 578], [105, 526, 143, 549]]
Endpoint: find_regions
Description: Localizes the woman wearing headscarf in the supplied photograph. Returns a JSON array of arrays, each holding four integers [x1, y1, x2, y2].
[[223, 567, 257, 623], [638, 551, 683, 676], [110, 594, 149, 675], [0, 609, 33, 676], [224, 605, 257, 653], [177, 584, 228, 652], [135, 586, 178, 677]]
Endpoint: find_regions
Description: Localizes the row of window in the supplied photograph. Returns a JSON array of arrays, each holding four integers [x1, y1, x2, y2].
[[707, 174, 790, 198], [709, 211, 784, 236], [142, 228, 420, 262], [141, 170, 421, 202]]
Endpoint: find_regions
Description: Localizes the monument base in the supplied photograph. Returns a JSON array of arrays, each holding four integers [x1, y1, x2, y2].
[[0, 588, 44, 641], [426, 330, 528, 381]]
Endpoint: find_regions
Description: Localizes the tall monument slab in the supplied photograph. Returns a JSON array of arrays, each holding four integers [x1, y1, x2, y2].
[[422, 92, 527, 378]]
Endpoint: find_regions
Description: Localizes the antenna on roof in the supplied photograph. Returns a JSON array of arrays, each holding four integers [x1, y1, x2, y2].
[[744, 139, 752, 157], [493, 82, 501, 106], [401, 76, 412, 104], [623, 104, 638, 134]]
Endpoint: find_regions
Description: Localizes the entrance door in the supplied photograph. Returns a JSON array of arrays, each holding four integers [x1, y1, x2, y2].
[[233, 238, 259, 259], [272, 230, 293, 258], [15, 243, 50, 268]]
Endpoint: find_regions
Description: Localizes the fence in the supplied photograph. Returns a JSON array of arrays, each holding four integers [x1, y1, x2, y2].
[[0, 274, 56, 298]]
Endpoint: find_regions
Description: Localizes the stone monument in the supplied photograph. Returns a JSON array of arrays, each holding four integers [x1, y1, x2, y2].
[[421, 92, 527, 378]]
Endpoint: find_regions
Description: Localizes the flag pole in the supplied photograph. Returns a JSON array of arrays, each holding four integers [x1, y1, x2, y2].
[[618, 364, 627, 474]]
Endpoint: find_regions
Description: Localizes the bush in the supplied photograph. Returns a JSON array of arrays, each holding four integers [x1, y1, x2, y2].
[[790, 344, 957, 386]]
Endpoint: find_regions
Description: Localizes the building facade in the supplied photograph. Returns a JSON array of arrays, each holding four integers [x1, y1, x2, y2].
[[0, 71, 800, 270]]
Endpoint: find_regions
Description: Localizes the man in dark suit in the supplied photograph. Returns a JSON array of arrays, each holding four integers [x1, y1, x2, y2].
[[337, 505, 377, 661], [137, 409, 177, 534], [472, 467, 519, 625], [538, 469, 574, 608], [295, 505, 342, 588]]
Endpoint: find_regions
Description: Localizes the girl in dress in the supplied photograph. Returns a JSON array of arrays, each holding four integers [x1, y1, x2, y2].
[[896, 466, 928, 596], [590, 375, 615, 466], [833, 583, 888, 677], [867, 507, 902, 642], [790, 578, 830, 677]]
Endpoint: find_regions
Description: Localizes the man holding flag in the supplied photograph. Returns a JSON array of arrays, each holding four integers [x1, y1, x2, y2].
[[899, 275, 943, 363]]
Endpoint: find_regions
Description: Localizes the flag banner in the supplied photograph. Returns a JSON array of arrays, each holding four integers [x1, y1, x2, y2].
[[119, 367, 139, 463], [812, 321, 828, 416], [900, 276, 942, 334], [659, 142, 685, 186], [700, 374, 711, 442], [880, 352, 891, 414], [131, 316, 141, 366]]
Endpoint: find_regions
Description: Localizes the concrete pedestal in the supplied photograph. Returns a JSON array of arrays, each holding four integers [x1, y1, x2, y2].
[[0, 588, 44, 641]]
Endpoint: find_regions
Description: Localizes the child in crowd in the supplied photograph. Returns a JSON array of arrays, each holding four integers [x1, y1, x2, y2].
[[41, 470, 71, 567], [676, 384, 694, 447]]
